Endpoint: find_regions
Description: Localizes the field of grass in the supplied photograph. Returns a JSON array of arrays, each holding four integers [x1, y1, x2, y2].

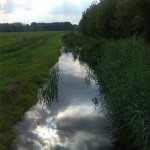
[[0, 31, 66, 150], [62, 32, 150, 150]]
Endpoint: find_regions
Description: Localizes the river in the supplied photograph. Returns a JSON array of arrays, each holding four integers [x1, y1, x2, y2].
[[12, 49, 112, 150]]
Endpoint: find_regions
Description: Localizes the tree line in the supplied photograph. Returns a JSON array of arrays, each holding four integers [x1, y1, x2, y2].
[[79, 0, 150, 40], [0, 22, 77, 32]]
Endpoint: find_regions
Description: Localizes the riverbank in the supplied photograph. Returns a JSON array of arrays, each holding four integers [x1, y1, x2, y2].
[[62, 32, 150, 150], [0, 31, 66, 150]]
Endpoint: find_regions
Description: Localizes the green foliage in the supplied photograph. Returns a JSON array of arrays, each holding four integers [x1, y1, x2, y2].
[[62, 32, 150, 150], [0, 31, 66, 149], [79, 0, 150, 40], [115, 0, 150, 38], [96, 0, 117, 37], [0, 22, 75, 32], [98, 39, 150, 150], [39, 65, 60, 107]]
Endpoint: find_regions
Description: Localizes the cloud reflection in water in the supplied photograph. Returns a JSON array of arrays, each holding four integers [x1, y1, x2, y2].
[[13, 52, 112, 150]]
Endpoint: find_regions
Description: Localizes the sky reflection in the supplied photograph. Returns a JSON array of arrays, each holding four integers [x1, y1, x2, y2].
[[13, 52, 112, 150]]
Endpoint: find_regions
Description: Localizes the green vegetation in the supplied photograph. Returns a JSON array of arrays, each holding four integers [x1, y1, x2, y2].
[[69, 0, 150, 149], [0, 0, 149, 149], [79, 0, 150, 40], [62, 32, 150, 150], [0, 31, 66, 150], [40, 65, 60, 107], [0, 22, 75, 32]]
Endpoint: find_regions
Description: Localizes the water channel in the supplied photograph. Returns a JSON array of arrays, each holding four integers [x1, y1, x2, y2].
[[12, 49, 113, 150]]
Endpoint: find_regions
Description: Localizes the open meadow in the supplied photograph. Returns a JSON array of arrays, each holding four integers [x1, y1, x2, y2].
[[0, 31, 66, 149]]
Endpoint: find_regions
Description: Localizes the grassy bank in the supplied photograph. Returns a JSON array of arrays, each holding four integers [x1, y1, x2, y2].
[[0, 31, 66, 149], [62, 32, 150, 150]]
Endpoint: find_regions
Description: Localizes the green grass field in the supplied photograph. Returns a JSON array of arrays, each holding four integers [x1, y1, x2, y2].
[[0, 31, 66, 150]]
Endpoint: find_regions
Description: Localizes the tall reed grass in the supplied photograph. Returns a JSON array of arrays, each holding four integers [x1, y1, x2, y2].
[[62, 32, 150, 150]]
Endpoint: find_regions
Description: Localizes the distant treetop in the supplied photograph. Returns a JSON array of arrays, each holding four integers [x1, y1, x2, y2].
[[0, 22, 78, 32]]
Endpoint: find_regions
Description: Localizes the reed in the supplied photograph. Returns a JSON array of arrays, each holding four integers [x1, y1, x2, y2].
[[62, 32, 150, 150], [39, 65, 60, 107]]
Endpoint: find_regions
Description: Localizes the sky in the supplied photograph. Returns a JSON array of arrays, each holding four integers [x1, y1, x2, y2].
[[0, 0, 94, 25]]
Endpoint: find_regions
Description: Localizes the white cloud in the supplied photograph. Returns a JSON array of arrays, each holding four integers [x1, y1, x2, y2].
[[0, 0, 94, 24], [1, 0, 32, 13]]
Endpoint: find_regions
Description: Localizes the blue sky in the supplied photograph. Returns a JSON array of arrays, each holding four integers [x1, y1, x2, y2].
[[0, 0, 94, 24]]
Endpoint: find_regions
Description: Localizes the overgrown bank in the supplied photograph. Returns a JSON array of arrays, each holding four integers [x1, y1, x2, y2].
[[0, 31, 66, 150], [62, 32, 150, 150]]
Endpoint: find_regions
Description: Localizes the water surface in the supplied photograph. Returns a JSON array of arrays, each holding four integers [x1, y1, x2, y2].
[[13, 50, 112, 150]]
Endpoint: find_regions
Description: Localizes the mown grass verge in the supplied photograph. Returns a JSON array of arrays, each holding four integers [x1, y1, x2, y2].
[[62, 32, 150, 150], [0, 31, 66, 150]]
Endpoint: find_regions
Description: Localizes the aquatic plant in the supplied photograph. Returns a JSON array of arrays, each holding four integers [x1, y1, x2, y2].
[[38, 65, 60, 107]]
